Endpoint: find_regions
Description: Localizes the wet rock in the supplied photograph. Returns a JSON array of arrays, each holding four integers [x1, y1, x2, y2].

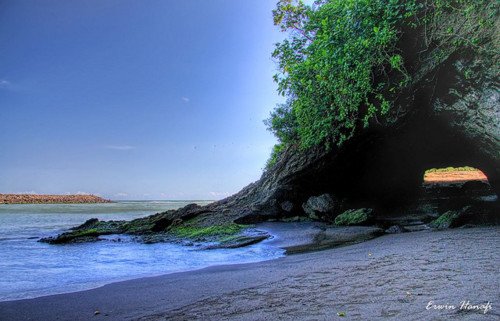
[[281, 216, 311, 222], [39, 220, 127, 244], [385, 225, 407, 234], [402, 224, 431, 232], [430, 203, 499, 229], [260, 222, 384, 254], [429, 210, 463, 229], [302, 194, 336, 220], [140, 234, 173, 244], [280, 201, 294, 212], [334, 208, 373, 226], [171, 218, 183, 227], [71, 218, 100, 230], [203, 233, 270, 250], [151, 217, 172, 232], [40, 235, 101, 244]]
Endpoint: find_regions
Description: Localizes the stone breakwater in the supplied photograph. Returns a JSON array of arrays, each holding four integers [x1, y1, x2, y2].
[[0, 194, 112, 204]]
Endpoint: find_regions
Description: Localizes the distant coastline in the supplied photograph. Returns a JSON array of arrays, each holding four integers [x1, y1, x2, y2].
[[0, 194, 112, 204]]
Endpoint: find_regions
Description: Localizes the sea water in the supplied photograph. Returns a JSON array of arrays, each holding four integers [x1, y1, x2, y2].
[[0, 201, 284, 301]]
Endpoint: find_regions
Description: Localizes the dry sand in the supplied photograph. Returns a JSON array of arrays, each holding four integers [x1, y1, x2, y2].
[[0, 227, 498, 321]]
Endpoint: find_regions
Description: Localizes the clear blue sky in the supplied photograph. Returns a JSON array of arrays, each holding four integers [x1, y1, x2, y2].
[[0, 0, 284, 200]]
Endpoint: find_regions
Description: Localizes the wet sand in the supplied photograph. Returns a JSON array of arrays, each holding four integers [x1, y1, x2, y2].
[[1, 227, 498, 321]]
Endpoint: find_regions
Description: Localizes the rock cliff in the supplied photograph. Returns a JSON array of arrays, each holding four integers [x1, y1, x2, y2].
[[192, 4, 500, 225]]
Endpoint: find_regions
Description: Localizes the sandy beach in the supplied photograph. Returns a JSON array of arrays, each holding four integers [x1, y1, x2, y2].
[[1, 226, 498, 321], [1, 1, 498, 320]]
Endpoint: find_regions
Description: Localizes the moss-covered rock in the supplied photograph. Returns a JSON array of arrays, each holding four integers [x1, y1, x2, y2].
[[40, 219, 127, 244], [334, 208, 373, 226], [429, 210, 462, 229], [170, 223, 246, 240], [39, 212, 269, 247]]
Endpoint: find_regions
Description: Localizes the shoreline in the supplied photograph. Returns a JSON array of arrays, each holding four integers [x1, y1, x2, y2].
[[1, 227, 498, 320], [0, 194, 112, 204], [0, 222, 380, 302]]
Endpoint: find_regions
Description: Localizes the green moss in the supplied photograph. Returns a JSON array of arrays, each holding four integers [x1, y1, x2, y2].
[[123, 217, 158, 234], [265, 143, 286, 170], [335, 208, 373, 226], [68, 224, 124, 238], [72, 228, 101, 237], [171, 223, 246, 239], [430, 211, 461, 229], [125, 223, 154, 234], [47, 228, 103, 244], [218, 234, 241, 243]]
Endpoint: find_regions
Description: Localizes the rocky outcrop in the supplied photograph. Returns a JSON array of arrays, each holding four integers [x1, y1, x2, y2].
[[260, 222, 384, 254], [39, 205, 272, 246]]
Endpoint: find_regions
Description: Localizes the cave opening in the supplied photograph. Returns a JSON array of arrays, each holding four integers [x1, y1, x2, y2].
[[423, 166, 489, 185], [414, 165, 499, 226], [294, 113, 500, 217], [420, 165, 497, 206]]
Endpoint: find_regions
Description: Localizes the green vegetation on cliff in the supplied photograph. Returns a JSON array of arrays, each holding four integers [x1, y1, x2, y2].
[[265, 0, 498, 169]]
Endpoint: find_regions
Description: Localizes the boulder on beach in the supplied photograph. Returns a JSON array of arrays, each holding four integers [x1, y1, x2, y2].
[[302, 194, 337, 221]]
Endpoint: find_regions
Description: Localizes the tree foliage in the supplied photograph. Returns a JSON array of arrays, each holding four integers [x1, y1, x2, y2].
[[267, 0, 419, 155], [265, 0, 497, 170]]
